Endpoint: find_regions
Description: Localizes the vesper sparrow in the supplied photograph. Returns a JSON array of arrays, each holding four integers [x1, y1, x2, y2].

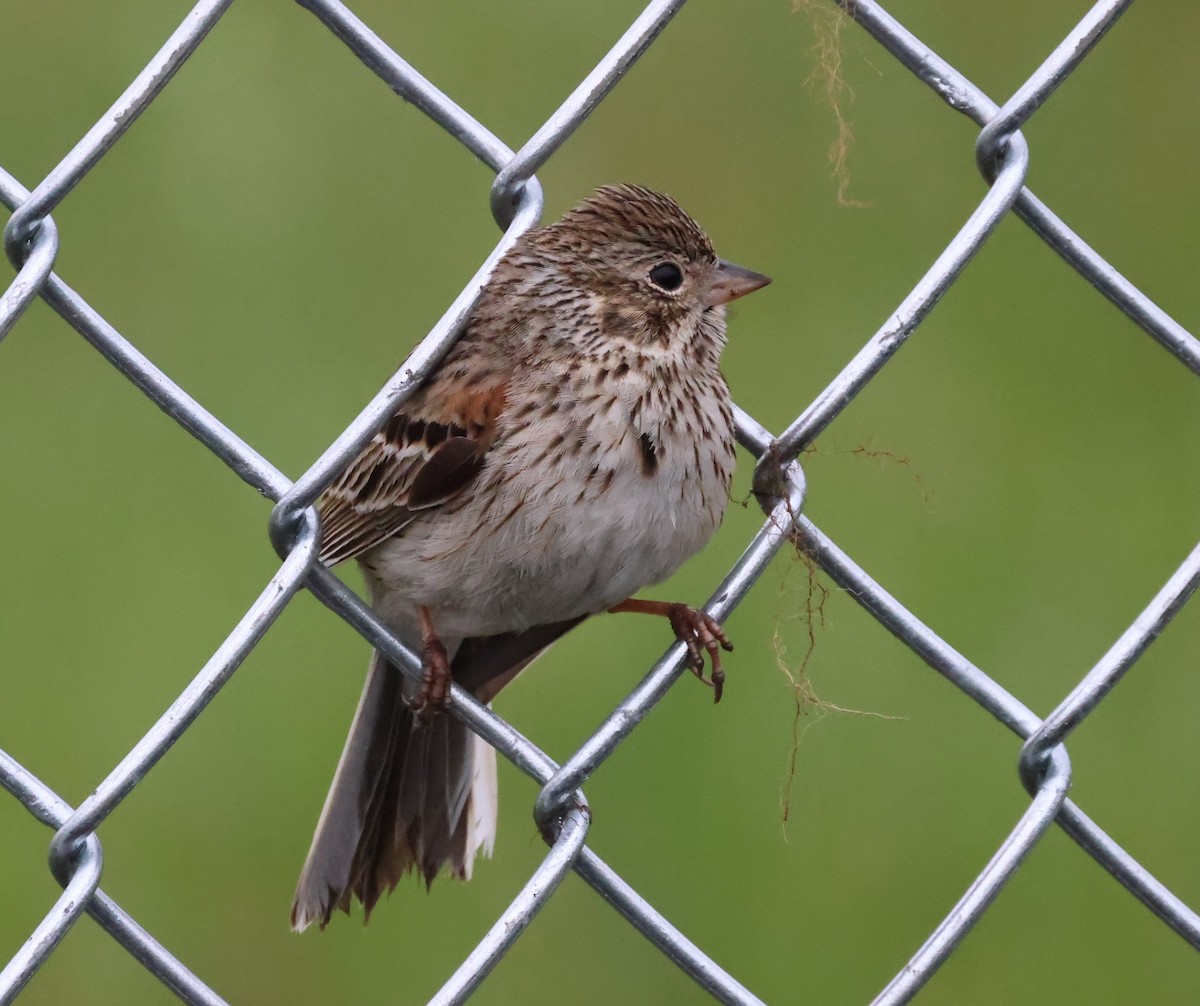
[[291, 184, 770, 930]]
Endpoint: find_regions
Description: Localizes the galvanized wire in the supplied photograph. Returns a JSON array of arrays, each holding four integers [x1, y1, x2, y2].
[[2, 1, 1198, 1004]]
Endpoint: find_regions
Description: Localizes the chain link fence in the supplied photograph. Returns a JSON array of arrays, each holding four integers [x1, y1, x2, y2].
[[2, 0, 1198, 1002]]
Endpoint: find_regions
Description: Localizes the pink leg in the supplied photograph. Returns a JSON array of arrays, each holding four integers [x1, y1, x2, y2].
[[609, 599, 733, 703], [410, 605, 453, 722]]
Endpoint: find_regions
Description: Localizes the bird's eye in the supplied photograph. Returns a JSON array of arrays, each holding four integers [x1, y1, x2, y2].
[[648, 262, 684, 292]]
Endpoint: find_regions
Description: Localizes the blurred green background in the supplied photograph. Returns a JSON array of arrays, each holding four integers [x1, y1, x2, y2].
[[3, 1, 1200, 1003]]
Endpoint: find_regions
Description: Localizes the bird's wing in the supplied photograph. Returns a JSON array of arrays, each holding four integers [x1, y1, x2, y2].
[[318, 380, 508, 566]]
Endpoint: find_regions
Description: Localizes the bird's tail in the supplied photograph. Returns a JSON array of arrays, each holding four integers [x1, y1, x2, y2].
[[290, 649, 497, 931]]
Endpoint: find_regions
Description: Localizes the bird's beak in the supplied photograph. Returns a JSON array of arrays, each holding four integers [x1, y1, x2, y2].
[[705, 259, 772, 307]]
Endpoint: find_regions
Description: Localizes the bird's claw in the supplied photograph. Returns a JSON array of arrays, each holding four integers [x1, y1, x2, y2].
[[666, 603, 732, 703], [409, 637, 452, 723]]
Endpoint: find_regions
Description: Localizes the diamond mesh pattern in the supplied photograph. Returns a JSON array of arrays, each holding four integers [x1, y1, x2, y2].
[[2, 2, 1197, 1003]]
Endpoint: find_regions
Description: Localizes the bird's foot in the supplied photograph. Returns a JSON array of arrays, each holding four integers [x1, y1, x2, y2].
[[411, 605, 452, 722], [610, 598, 733, 703]]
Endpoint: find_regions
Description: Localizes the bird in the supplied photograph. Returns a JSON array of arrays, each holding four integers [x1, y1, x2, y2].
[[290, 183, 770, 931]]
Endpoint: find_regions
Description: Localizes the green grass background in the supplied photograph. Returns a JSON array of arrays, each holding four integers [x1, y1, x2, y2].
[[3, 2, 1199, 1003]]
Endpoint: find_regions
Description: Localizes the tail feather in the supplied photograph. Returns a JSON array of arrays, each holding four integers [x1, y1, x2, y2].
[[292, 617, 584, 932], [464, 729, 499, 874], [415, 718, 473, 884], [290, 650, 496, 931], [352, 680, 413, 917]]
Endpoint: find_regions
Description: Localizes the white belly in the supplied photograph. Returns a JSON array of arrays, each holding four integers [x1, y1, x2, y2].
[[363, 412, 731, 639]]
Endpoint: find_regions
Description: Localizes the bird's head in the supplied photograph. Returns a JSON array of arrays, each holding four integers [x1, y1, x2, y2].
[[525, 184, 770, 354]]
